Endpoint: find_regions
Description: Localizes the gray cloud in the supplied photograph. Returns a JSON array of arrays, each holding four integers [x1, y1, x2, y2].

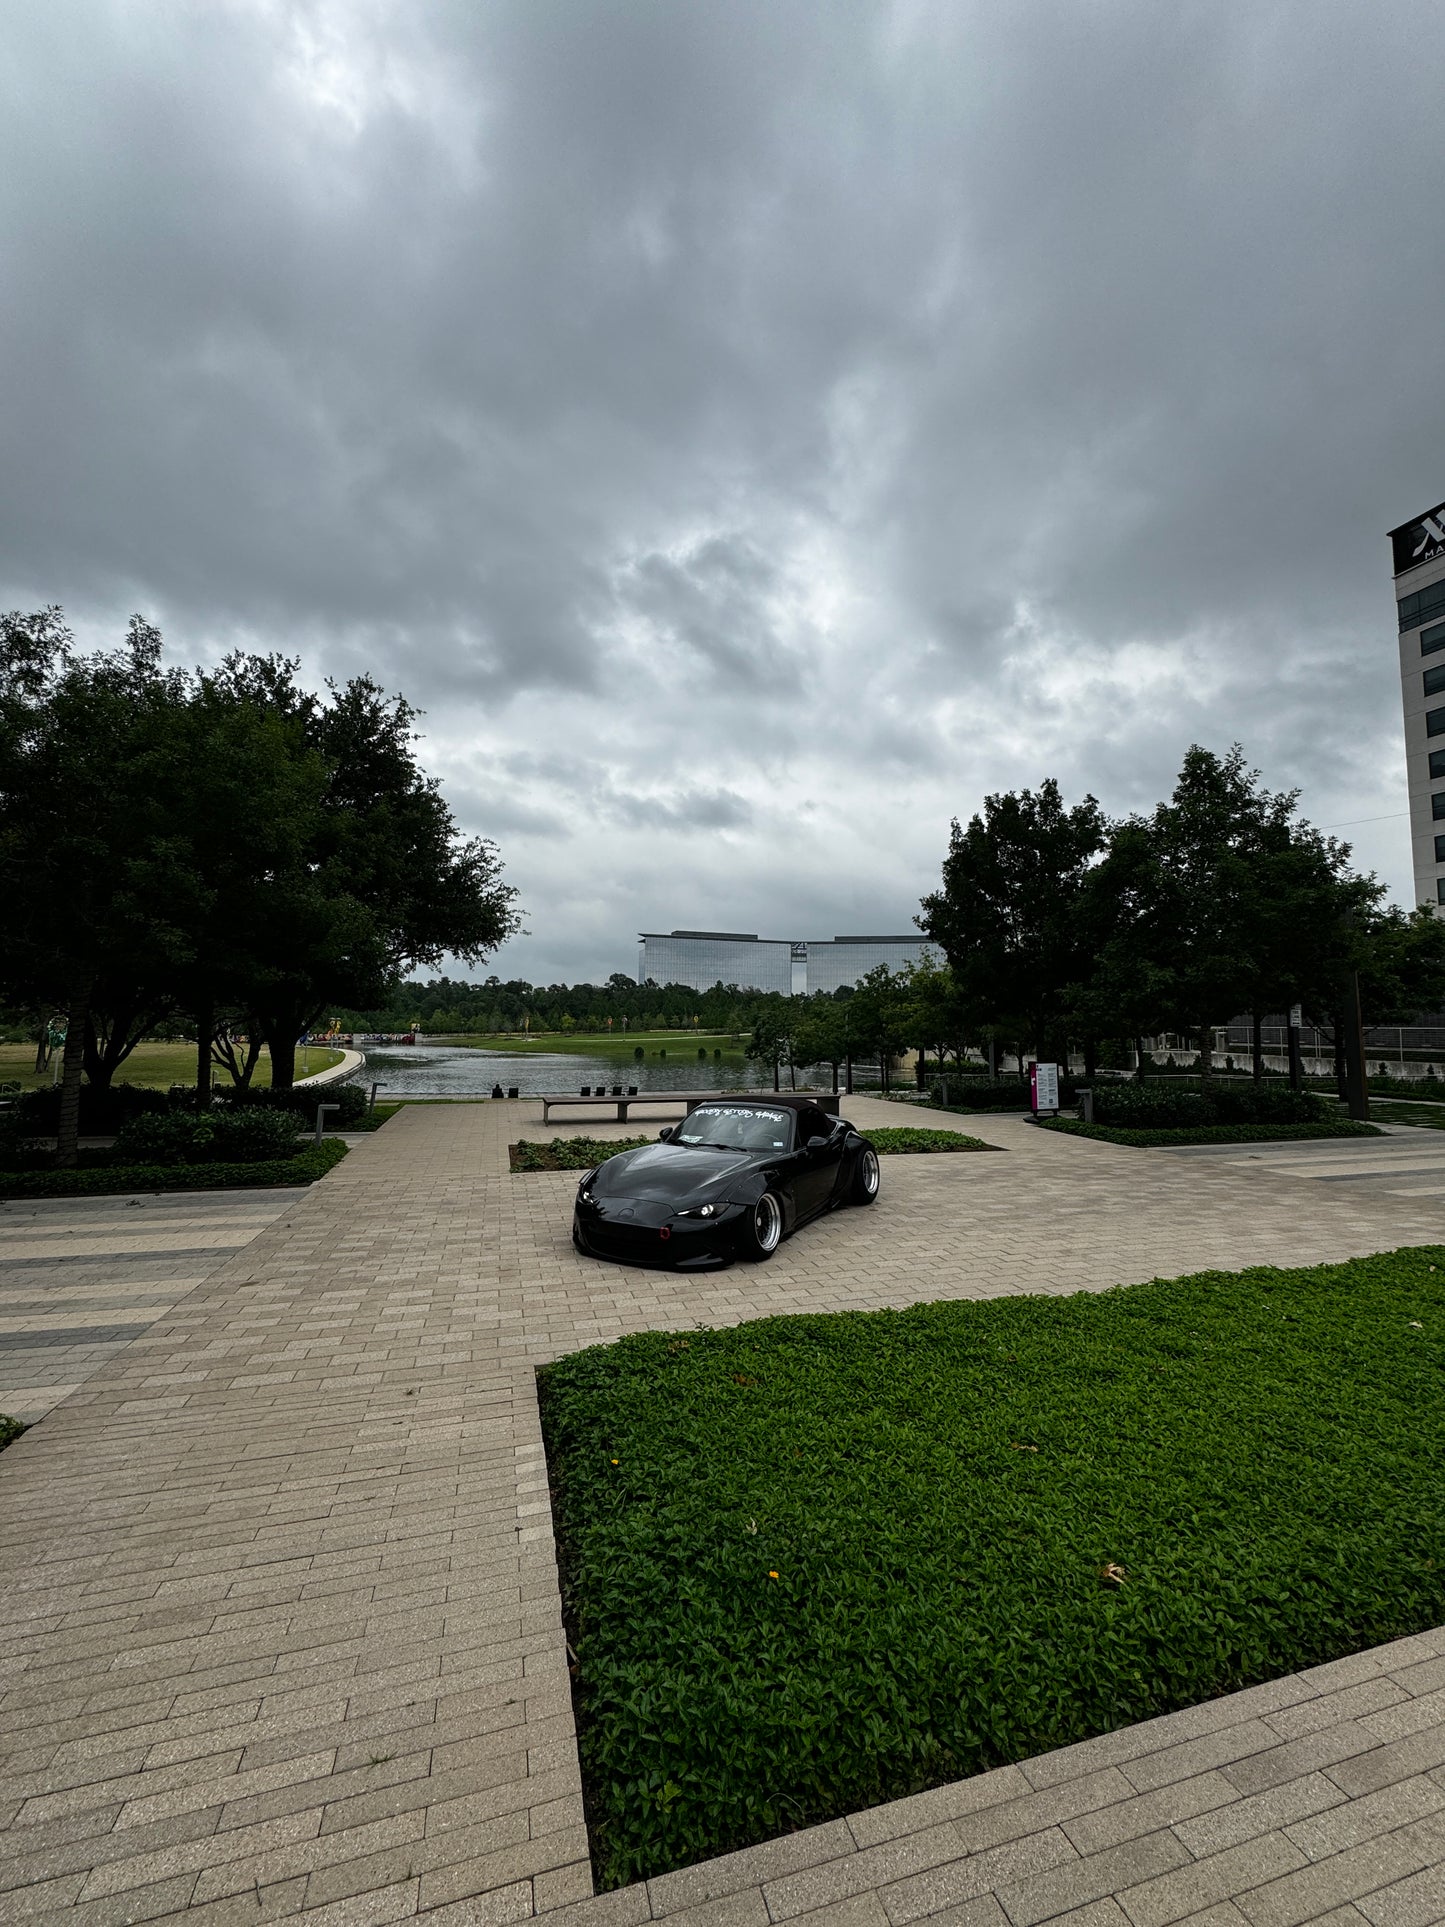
[[1, 0, 1438, 981]]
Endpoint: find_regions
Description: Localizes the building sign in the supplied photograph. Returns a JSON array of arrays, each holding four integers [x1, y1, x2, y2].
[[1030, 1061, 1059, 1115], [1391, 501, 1445, 576]]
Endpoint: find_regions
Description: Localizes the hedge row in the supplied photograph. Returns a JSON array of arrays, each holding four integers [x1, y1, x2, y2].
[[8, 1077, 368, 1137], [1088, 1083, 1329, 1128], [0, 1138, 349, 1200], [1039, 1120, 1382, 1147]]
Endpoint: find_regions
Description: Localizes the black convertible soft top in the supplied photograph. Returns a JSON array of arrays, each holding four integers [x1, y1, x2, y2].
[[702, 1092, 841, 1117]]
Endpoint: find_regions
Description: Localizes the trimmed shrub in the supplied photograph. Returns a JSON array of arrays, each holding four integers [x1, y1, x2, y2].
[[1090, 1083, 1328, 1129], [18, 1082, 172, 1136], [220, 1081, 368, 1126], [114, 1107, 301, 1166]]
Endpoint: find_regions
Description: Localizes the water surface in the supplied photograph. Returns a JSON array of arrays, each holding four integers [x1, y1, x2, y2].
[[359, 1042, 779, 1099]]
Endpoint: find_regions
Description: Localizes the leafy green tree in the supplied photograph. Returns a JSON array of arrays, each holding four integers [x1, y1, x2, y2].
[[1077, 747, 1379, 1086], [898, 952, 973, 1080], [0, 611, 196, 1162], [790, 998, 850, 1090], [846, 964, 913, 1093], [920, 780, 1107, 1064], [200, 655, 520, 1087], [745, 1000, 793, 1091]]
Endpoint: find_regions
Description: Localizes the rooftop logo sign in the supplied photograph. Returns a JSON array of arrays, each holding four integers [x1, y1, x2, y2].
[[1391, 500, 1445, 574]]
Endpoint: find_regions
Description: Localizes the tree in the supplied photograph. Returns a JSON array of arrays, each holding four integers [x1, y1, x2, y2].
[[0, 611, 197, 1163], [198, 655, 521, 1087], [920, 779, 1106, 1064], [846, 965, 912, 1093], [898, 952, 972, 1081], [745, 1000, 793, 1091], [790, 998, 849, 1091], [1075, 745, 1381, 1088]]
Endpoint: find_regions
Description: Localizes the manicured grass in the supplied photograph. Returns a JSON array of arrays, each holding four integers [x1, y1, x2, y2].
[[0, 1415, 24, 1455], [0, 1042, 344, 1092], [348, 1102, 404, 1132], [864, 1127, 996, 1154], [1039, 1119, 1383, 1147], [511, 1136, 654, 1171], [540, 1248, 1445, 1886], [0, 1139, 349, 1200]]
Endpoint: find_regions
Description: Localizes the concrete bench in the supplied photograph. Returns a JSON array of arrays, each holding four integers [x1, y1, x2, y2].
[[537, 1090, 841, 1125]]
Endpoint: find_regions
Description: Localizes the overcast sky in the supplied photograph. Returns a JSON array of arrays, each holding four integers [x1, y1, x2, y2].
[[3, 1, 1441, 985]]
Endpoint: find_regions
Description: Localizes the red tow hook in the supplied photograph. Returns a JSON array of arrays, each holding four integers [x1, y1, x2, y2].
[[659, 1226, 671, 1241]]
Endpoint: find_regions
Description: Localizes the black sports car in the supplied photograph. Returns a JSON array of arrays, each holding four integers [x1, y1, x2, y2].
[[571, 1094, 879, 1268]]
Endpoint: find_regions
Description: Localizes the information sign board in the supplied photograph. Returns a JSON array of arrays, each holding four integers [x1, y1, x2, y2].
[[1031, 1061, 1059, 1115]]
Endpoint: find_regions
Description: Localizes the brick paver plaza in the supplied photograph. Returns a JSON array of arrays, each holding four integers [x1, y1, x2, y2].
[[3, 1099, 1445, 1925]]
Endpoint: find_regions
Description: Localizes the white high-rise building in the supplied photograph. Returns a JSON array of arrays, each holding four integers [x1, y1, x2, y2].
[[1391, 498, 1445, 909]]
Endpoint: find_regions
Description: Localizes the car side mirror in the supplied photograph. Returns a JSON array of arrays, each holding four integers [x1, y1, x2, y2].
[[806, 1133, 830, 1149], [658, 1126, 673, 1141]]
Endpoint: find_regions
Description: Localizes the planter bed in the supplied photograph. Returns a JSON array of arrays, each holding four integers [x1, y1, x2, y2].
[[541, 1247, 1445, 1886], [510, 1127, 995, 1172]]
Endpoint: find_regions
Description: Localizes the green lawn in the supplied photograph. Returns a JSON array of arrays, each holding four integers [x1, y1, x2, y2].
[[0, 1041, 344, 1092], [540, 1249, 1445, 1886]]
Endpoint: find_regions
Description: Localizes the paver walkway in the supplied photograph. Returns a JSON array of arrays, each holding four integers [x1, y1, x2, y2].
[[1, 1101, 1444, 1925], [0, 1189, 294, 1424]]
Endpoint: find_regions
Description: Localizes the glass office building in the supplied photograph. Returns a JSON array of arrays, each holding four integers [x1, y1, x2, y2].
[[1390, 498, 1445, 908], [638, 932, 794, 993], [638, 930, 934, 993], [804, 936, 934, 994]]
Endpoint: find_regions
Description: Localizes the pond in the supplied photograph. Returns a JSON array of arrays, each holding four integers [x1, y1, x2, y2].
[[356, 1042, 781, 1099]]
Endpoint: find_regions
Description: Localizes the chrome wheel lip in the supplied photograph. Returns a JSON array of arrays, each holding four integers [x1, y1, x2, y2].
[[861, 1148, 880, 1194], [753, 1192, 782, 1252]]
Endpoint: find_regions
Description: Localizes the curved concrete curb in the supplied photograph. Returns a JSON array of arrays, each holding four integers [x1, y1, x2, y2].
[[293, 1046, 365, 1088]]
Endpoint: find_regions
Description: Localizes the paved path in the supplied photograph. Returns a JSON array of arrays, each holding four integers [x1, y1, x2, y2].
[[1, 1102, 1444, 1925], [0, 1189, 294, 1425]]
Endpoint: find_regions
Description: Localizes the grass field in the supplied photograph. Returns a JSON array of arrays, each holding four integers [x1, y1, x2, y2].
[[0, 1042, 345, 1091], [541, 1248, 1445, 1886]]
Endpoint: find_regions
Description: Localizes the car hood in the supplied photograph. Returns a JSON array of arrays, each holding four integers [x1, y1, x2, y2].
[[589, 1141, 757, 1203]]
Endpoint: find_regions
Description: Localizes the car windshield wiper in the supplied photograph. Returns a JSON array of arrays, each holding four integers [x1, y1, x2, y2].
[[678, 1138, 733, 1151]]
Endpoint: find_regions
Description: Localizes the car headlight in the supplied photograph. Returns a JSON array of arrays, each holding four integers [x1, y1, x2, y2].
[[679, 1201, 726, 1218], [577, 1169, 597, 1202]]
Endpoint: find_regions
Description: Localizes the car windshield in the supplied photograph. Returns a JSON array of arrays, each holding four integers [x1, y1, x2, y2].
[[675, 1105, 792, 1152]]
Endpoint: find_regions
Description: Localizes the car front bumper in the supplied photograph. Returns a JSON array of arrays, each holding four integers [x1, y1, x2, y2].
[[572, 1198, 748, 1269]]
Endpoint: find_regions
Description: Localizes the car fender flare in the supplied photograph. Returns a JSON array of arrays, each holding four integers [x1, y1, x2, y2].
[[728, 1170, 795, 1235]]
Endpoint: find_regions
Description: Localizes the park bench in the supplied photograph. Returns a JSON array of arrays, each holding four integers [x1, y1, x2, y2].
[[537, 1090, 841, 1125]]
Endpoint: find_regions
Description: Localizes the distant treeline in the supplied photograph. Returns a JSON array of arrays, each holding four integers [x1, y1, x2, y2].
[[332, 974, 847, 1036]]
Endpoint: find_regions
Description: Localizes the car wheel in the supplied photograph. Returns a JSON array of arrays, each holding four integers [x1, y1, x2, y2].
[[850, 1145, 880, 1206], [738, 1190, 783, 1262]]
